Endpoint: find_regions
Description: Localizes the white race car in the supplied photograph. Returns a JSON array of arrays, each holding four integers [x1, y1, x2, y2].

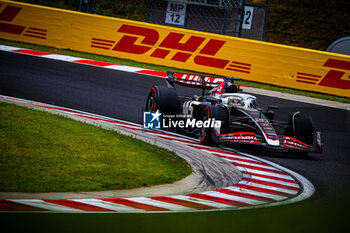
[[146, 72, 323, 154]]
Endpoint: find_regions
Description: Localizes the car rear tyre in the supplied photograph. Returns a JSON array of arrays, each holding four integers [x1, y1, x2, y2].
[[146, 86, 178, 114]]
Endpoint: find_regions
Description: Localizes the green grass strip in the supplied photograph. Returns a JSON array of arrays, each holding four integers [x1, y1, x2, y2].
[[1, 39, 349, 104], [0, 102, 191, 192]]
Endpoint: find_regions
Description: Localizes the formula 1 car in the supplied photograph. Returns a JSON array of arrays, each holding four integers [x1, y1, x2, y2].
[[145, 72, 323, 154]]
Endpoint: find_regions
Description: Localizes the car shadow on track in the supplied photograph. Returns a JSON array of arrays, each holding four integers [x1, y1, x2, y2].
[[220, 144, 322, 161]]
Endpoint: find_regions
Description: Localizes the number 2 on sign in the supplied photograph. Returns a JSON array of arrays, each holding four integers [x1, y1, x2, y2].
[[243, 6, 254, 30]]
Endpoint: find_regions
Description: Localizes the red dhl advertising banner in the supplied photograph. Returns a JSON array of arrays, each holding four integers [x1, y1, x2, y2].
[[1, 0, 350, 98]]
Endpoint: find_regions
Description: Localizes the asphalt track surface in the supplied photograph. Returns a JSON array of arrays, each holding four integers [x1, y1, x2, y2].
[[0, 51, 349, 231]]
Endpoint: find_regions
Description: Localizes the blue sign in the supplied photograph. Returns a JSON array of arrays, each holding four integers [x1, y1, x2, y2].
[[143, 110, 161, 129]]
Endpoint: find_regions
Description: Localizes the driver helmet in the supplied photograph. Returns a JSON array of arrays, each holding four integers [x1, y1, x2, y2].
[[227, 96, 245, 106]]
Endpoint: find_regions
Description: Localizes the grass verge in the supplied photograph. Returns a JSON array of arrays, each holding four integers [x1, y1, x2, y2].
[[1, 39, 349, 104], [0, 102, 191, 192]]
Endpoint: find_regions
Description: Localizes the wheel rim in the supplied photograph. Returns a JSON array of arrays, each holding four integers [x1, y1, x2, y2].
[[147, 95, 155, 111], [199, 114, 208, 141]]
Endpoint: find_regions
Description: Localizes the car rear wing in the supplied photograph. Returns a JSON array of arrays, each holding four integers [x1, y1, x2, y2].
[[166, 72, 224, 89], [166, 72, 240, 95]]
